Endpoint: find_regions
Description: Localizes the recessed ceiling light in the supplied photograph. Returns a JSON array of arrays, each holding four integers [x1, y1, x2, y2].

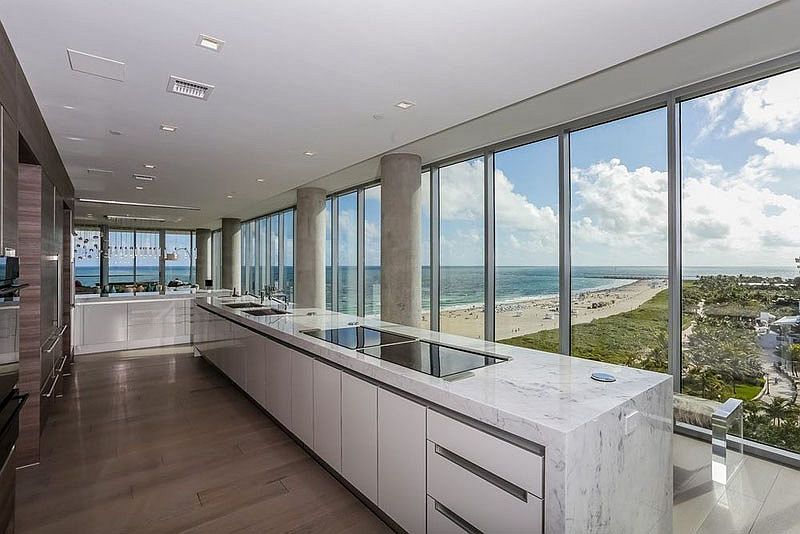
[[108, 129, 123, 136], [78, 198, 200, 210], [86, 213, 93, 217], [160, 124, 177, 132], [135, 186, 144, 190], [133, 174, 156, 182], [394, 100, 415, 110], [303, 151, 316, 157], [197, 34, 225, 52], [62, 105, 75, 110], [226, 194, 234, 199], [256, 178, 265, 183], [143, 164, 155, 169], [65, 136, 84, 141]]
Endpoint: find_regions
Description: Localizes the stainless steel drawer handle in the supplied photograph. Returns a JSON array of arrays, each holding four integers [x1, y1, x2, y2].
[[434, 500, 483, 534], [43, 336, 60, 353], [42, 374, 58, 398], [434, 444, 528, 503], [57, 324, 68, 336]]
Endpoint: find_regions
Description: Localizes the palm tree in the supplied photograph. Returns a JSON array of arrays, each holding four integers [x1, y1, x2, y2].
[[762, 397, 800, 427]]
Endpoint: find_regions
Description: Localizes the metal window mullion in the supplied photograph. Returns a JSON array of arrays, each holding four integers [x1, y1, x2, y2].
[[668, 95, 682, 393], [331, 196, 339, 312], [279, 213, 285, 290], [158, 229, 166, 288], [484, 152, 495, 341], [558, 131, 571, 356], [357, 188, 365, 317], [430, 166, 441, 331]]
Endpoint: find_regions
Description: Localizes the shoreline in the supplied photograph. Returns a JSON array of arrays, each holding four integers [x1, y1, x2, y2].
[[421, 279, 668, 340]]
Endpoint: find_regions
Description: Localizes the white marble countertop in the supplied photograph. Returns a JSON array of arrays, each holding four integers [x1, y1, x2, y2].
[[197, 296, 672, 446], [76, 289, 230, 305]]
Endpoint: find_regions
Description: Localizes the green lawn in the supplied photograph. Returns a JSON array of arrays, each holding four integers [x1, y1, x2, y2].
[[500, 289, 669, 369]]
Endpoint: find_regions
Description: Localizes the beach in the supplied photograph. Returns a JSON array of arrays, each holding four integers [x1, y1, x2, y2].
[[421, 279, 668, 340]]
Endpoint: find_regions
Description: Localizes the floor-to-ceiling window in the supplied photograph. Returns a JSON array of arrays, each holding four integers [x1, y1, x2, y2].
[[269, 214, 280, 289], [241, 220, 255, 293], [364, 185, 381, 317], [108, 229, 135, 285], [680, 68, 800, 453], [165, 231, 195, 284], [439, 157, 485, 340], [336, 192, 358, 314], [568, 108, 668, 369], [283, 209, 295, 302], [212, 229, 222, 288], [135, 230, 160, 285], [74, 227, 101, 290], [494, 137, 561, 352], [421, 171, 431, 325], [325, 198, 333, 310]]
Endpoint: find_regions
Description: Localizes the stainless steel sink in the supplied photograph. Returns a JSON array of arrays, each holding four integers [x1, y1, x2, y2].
[[243, 308, 290, 316], [225, 302, 265, 309]]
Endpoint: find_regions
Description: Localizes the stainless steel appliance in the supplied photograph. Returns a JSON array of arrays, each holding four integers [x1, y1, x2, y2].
[[302, 326, 415, 350]]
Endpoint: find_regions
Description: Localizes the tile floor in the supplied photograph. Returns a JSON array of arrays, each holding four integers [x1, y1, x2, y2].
[[674, 434, 800, 533]]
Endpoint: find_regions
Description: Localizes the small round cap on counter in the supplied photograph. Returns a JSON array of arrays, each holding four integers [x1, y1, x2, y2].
[[591, 371, 616, 383]]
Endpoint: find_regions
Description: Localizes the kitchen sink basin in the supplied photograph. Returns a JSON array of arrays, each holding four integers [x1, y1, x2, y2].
[[225, 302, 265, 309], [244, 308, 290, 316]]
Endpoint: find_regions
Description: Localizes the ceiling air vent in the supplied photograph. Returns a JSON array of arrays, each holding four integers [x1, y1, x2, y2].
[[133, 174, 156, 182], [166, 75, 215, 100], [87, 168, 113, 177]]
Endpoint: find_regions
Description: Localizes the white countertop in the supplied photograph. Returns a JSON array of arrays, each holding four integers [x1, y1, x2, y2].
[[196, 296, 671, 445], [76, 289, 229, 305]]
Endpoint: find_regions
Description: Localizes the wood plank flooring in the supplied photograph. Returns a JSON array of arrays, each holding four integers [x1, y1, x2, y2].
[[15, 345, 391, 533]]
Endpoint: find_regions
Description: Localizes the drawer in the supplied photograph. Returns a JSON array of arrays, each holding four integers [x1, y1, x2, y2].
[[427, 496, 473, 534], [427, 441, 542, 534], [427, 409, 543, 498]]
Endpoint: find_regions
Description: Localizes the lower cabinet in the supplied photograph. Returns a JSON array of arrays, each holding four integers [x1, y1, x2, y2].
[[378, 388, 427, 534], [290, 351, 314, 446], [313, 360, 341, 471], [245, 331, 267, 408], [266, 341, 292, 427], [341, 372, 378, 503]]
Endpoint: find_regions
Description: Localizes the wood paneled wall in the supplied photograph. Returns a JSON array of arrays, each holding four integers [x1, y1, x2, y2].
[[16, 163, 43, 467]]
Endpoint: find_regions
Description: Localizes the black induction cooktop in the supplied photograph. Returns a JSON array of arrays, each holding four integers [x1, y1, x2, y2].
[[359, 341, 507, 379], [302, 326, 415, 350]]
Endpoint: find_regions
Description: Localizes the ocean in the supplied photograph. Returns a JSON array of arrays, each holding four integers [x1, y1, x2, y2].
[[77, 265, 798, 316]]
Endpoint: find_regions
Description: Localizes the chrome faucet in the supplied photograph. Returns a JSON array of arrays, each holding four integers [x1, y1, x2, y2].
[[265, 285, 289, 311]]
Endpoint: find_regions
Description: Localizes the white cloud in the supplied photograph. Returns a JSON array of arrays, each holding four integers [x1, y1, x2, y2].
[[730, 69, 800, 136], [696, 90, 732, 140]]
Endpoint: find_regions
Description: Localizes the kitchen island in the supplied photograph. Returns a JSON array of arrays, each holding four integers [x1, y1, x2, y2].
[[73, 289, 231, 354], [193, 296, 672, 534]]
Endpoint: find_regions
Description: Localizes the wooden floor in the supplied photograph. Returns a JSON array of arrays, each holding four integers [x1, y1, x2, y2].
[[15, 345, 391, 533]]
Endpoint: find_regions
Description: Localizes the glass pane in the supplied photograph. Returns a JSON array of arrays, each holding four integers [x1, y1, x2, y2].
[[283, 210, 295, 302], [212, 230, 222, 289], [569, 108, 668, 368], [439, 157, 485, 340], [325, 198, 332, 310], [494, 137, 560, 351], [421, 171, 431, 327], [337, 192, 358, 314], [270, 214, 280, 288], [135, 230, 160, 285], [681, 68, 800, 453], [365, 186, 381, 317], [165, 231, 192, 285], [108, 229, 135, 286], [74, 227, 101, 292], [257, 217, 267, 291]]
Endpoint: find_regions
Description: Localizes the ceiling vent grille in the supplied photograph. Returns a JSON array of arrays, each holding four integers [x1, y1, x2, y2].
[[133, 174, 156, 182], [87, 168, 113, 176], [167, 75, 215, 100]]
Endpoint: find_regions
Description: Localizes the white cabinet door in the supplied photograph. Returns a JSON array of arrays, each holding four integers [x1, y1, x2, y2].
[[378, 388, 426, 534], [82, 302, 127, 344], [245, 331, 267, 408], [341, 372, 378, 503], [313, 359, 341, 471], [291, 351, 314, 446], [266, 340, 292, 426]]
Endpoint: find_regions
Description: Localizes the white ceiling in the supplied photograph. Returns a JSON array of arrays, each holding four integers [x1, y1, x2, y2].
[[0, 0, 782, 228]]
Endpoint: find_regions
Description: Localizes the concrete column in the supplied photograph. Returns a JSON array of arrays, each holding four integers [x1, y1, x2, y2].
[[221, 218, 241, 292], [380, 153, 422, 327], [295, 187, 327, 308], [195, 228, 211, 287]]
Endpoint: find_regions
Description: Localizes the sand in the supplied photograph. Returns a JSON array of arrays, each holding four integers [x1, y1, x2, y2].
[[420, 279, 668, 340]]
